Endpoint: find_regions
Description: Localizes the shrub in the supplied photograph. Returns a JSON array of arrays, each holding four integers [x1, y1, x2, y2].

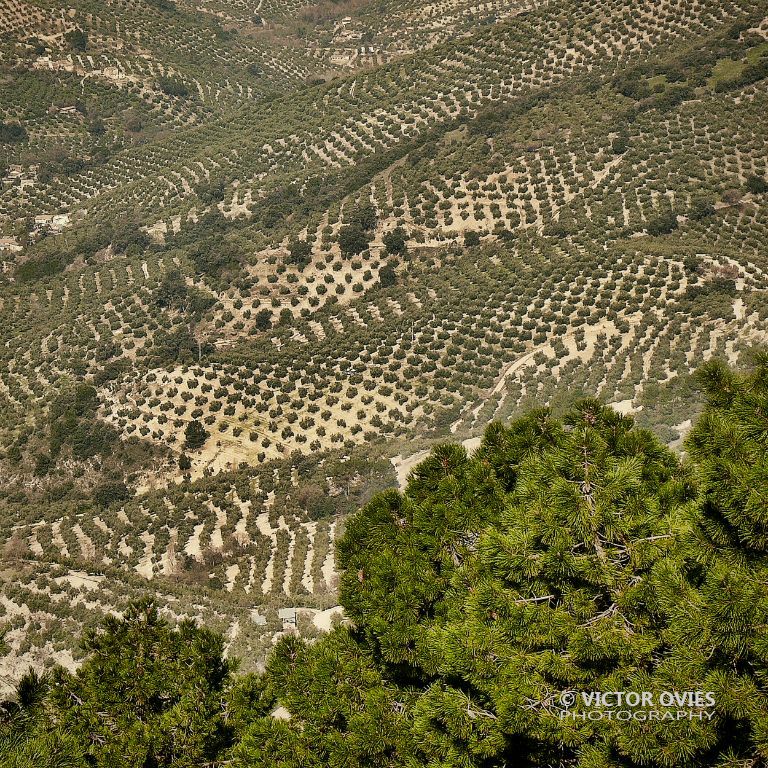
[[0, 122, 27, 143], [287, 239, 312, 269], [746, 175, 768, 195], [379, 263, 397, 288], [611, 134, 629, 154], [93, 480, 130, 508], [184, 420, 209, 450], [64, 28, 87, 51], [252, 309, 272, 331], [338, 225, 370, 257], [347, 204, 377, 232], [646, 211, 678, 236], [383, 227, 407, 255], [158, 76, 190, 98]]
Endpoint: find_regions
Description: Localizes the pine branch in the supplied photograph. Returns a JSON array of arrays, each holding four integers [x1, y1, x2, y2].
[[514, 594, 554, 605], [581, 603, 617, 626], [466, 705, 497, 720]]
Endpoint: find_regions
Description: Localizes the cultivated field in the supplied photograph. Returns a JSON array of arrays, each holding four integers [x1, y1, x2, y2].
[[1, 0, 767, 689]]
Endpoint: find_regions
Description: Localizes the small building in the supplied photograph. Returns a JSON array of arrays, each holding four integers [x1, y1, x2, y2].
[[34, 214, 54, 228], [0, 237, 22, 253], [34, 213, 70, 233], [277, 607, 297, 627], [52, 214, 70, 230]]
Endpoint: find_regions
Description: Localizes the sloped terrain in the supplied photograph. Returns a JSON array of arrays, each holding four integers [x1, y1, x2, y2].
[[1, 0, 767, 692]]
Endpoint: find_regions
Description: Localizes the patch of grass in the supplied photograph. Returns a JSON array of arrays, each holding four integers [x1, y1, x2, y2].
[[708, 57, 743, 88]]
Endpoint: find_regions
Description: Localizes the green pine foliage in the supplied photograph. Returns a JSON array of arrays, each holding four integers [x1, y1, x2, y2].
[[233, 632, 415, 767], [2, 599, 236, 767], [243, 364, 768, 767], [686, 356, 768, 557], [2, 361, 768, 766], [413, 402, 696, 766]]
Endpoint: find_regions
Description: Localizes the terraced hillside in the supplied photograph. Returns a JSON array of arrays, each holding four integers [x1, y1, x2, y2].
[[1, 0, 768, 692], [0, 443, 395, 690]]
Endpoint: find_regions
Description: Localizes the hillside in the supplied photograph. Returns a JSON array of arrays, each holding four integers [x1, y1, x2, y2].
[[3, 360, 768, 766], [0, 0, 767, 698]]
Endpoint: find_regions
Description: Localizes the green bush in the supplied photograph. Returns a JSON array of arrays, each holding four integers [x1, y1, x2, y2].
[[746, 175, 768, 194], [338, 224, 370, 257], [184, 420, 208, 450], [287, 239, 312, 269], [0, 122, 27, 143], [64, 28, 87, 51], [158, 76, 190, 98], [93, 480, 130, 508], [647, 210, 678, 236], [383, 227, 407, 255]]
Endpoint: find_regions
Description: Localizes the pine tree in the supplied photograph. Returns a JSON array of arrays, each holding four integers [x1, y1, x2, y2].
[[413, 400, 698, 766], [232, 632, 415, 767], [13, 599, 235, 767], [336, 441, 507, 673], [661, 356, 768, 766], [184, 419, 208, 450], [686, 356, 768, 558], [1, 670, 87, 768]]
